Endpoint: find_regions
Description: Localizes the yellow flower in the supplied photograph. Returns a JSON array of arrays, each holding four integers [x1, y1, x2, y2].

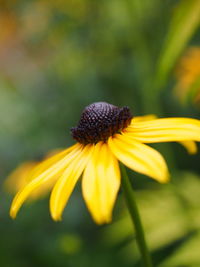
[[174, 46, 200, 103], [10, 102, 200, 224]]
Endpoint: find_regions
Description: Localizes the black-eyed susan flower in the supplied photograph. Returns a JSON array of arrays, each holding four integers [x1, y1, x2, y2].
[[10, 102, 200, 224], [174, 46, 200, 103]]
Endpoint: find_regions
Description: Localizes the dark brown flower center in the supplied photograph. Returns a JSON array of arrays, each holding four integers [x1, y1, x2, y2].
[[71, 102, 133, 144]]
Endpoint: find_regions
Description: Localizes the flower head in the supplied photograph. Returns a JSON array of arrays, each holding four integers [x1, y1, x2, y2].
[[10, 102, 200, 224]]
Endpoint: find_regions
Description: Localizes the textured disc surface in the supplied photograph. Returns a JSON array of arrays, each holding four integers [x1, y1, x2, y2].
[[71, 102, 132, 144]]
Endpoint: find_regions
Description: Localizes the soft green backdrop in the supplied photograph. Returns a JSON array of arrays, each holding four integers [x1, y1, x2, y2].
[[1, 0, 200, 266]]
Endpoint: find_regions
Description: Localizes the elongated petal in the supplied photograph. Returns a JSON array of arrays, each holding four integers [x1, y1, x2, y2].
[[5, 162, 38, 193], [126, 118, 200, 143], [129, 116, 198, 154], [108, 134, 169, 183], [10, 143, 82, 218], [29, 145, 77, 179], [179, 140, 198, 154], [50, 144, 93, 221], [16, 147, 77, 201], [132, 114, 157, 123], [82, 142, 120, 224]]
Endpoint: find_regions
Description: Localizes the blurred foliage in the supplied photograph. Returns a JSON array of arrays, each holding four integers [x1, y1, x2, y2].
[[174, 46, 200, 106], [155, 0, 200, 90], [102, 172, 200, 266], [1, 0, 200, 266]]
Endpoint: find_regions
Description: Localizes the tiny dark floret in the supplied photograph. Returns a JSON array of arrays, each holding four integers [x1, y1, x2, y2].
[[71, 102, 133, 144]]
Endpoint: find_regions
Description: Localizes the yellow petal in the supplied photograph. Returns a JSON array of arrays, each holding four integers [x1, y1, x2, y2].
[[50, 144, 93, 221], [108, 134, 169, 183], [178, 140, 198, 154], [126, 118, 200, 143], [132, 114, 157, 123], [82, 142, 120, 224], [129, 116, 198, 155], [10, 143, 82, 218], [5, 162, 38, 194], [29, 145, 77, 179], [5, 148, 74, 202]]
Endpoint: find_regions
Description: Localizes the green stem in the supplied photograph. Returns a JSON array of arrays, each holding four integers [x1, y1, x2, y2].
[[120, 164, 153, 267]]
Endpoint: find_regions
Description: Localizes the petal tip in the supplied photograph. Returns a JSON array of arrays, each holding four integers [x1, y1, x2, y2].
[[92, 214, 112, 225], [51, 212, 62, 221], [9, 209, 17, 219], [188, 149, 198, 155], [160, 174, 170, 184]]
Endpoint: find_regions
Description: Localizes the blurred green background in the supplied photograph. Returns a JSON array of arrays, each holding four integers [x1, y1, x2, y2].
[[1, 0, 200, 266]]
